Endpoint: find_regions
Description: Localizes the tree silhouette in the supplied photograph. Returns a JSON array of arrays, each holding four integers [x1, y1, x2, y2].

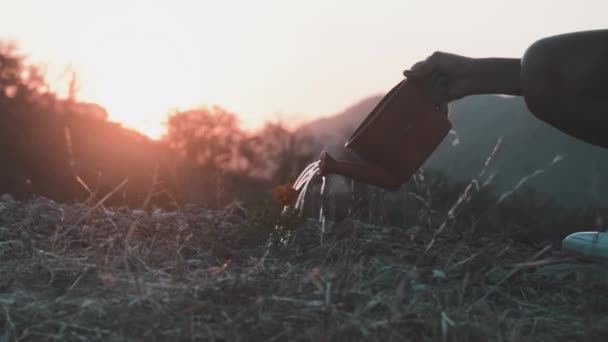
[[0, 43, 76, 201], [251, 122, 316, 184], [167, 107, 242, 169], [166, 106, 245, 205]]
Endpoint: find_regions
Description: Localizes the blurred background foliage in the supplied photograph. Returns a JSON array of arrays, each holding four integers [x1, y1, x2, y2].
[[0, 44, 317, 209]]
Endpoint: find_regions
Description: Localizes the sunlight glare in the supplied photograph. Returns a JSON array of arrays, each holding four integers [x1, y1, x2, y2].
[[74, 3, 208, 139]]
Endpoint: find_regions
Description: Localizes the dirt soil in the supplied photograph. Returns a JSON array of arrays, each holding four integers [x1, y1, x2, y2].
[[1, 196, 607, 341]]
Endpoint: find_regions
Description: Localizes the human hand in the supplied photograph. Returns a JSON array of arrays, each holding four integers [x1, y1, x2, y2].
[[404, 52, 479, 105]]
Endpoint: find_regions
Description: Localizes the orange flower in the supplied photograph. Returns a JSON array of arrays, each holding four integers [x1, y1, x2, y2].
[[272, 184, 298, 206]]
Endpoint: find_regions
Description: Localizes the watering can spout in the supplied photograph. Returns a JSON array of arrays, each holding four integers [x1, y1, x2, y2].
[[318, 152, 402, 190]]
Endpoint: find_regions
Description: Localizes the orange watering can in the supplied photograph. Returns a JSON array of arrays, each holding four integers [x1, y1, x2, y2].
[[318, 79, 452, 190]]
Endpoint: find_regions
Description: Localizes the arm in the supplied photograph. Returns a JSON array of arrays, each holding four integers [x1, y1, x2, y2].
[[405, 29, 608, 148], [466, 58, 522, 97], [404, 52, 522, 103]]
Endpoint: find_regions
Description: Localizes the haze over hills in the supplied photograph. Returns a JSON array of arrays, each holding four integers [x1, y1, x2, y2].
[[297, 94, 383, 143], [297, 92, 608, 208]]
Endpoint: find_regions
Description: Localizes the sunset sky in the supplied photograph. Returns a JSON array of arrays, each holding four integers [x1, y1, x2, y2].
[[1, 0, 606, 138]]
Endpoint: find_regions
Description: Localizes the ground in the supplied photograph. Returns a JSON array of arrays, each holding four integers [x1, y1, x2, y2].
[[1, 196, 607, 341]]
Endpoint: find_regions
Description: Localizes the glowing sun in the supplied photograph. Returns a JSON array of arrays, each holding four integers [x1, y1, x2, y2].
[[71, 5, 208, 140]]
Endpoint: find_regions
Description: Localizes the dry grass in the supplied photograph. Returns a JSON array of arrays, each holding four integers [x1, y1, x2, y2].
[[1, 195, 608, 341]]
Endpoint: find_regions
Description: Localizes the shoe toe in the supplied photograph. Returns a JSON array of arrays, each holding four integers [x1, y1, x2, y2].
[[562, 232, 608, 258]]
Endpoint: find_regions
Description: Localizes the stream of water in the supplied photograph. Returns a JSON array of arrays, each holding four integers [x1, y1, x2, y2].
[[282, 160, 327, 242]]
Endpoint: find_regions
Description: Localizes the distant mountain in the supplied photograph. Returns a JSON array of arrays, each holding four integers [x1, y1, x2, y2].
[[297, 93, 608, 207], [296, 94, 383, 156]]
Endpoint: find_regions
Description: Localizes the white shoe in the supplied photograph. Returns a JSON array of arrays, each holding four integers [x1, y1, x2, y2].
[[562, 231, 608, 259]]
